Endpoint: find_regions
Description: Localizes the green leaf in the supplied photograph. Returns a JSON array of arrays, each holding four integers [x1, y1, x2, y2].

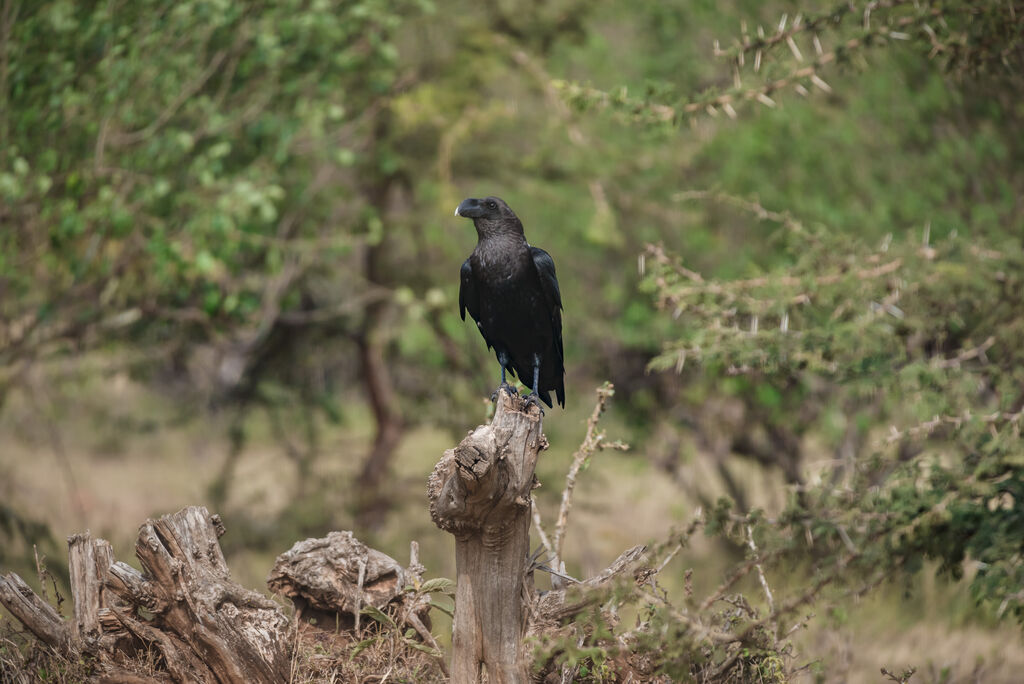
[[429, 597, 454, 618], [401, 638, 443, 659], [350, 636, 380, 658], [418, 577, 456, 594], [360, 604, 396, 628]]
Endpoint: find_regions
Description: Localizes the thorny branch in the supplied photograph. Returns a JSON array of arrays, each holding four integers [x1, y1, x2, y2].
[[556, 1, 977, 124], [883, 405, 1023, 446]]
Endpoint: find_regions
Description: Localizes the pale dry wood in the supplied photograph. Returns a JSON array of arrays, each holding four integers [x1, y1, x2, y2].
[[5, 506, 291, 683], [267, 530, 412, 621], [106, 506, 291, 684], [0, 571, 70, 649], [428, 388, 546, 684], [67, 533, 121, 649], [108, 606, 216, 684]]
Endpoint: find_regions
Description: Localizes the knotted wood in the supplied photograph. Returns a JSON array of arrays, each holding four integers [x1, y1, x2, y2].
[[428, 388, 546, 683]]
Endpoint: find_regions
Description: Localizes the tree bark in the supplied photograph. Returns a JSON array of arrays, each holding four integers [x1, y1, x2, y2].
[[428, 388, 546, 683]]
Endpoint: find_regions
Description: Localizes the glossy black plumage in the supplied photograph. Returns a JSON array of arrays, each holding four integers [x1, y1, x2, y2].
[[456, 196, 565, 408]]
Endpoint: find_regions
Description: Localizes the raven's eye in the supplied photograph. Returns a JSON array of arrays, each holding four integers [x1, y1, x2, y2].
[[487, 200, 497, 209]]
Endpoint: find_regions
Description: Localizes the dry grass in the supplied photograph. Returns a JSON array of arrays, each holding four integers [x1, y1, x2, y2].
[[286, 621, 445, 684], [0, 614, 445, 684]]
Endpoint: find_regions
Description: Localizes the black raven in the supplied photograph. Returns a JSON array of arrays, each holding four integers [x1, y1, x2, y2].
[[455, 196, 565, 408]]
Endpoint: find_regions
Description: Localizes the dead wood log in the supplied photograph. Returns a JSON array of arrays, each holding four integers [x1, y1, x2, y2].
[[268, 530, 413, 624], [67, 532, 132, 653], [0, 571, 70, 650], [106, 506, 290, 683], [428, 388, 546, 684], [0, 506, 290, 684]]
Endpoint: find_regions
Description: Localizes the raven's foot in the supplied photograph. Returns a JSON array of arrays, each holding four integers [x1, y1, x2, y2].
[[491, 382, 519, 403], [523, 392, 546, 415]]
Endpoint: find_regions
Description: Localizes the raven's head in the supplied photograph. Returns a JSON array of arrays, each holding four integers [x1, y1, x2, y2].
[[454, 196, 516, 220], [454, 196, 523, 238]]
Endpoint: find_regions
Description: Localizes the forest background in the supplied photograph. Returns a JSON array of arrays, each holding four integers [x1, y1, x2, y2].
[[1, 0, 1022, 681]]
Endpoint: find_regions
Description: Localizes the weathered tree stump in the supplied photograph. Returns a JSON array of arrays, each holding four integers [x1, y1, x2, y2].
[[110, 507, 290, 683], [428, 388, 546, 683], [0, 506, 290, 684]]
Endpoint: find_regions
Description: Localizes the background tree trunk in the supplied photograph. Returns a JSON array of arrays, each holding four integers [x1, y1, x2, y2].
[[428, 389, 546, 683]]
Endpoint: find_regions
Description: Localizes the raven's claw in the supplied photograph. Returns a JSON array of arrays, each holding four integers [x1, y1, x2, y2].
[[523, 392, 545, 415], [491, 382, 519, 402]]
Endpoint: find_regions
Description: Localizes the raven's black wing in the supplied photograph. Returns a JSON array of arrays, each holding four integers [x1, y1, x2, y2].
[[530, 246, 565, 406], [459, 258, 478, 322], [460, 257, 496, 352], [530, 246, 563, 361]]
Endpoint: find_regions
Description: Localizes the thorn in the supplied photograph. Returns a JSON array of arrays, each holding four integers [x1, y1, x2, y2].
[[786, 35, 803, 61], [810, 74, 832, 93]]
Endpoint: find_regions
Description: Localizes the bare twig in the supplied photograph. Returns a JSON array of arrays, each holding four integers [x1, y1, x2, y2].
[[553, 383, 628, 563], [354, 558, 366, 635], [647, 242, 902, 298], [531, 498, 555, 560], [699, 558, 759, 612], [932, 336, 994, 369], [26, 382, 87, 522], [559, 3, 944, 124], [746, 525, 776, 641]]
